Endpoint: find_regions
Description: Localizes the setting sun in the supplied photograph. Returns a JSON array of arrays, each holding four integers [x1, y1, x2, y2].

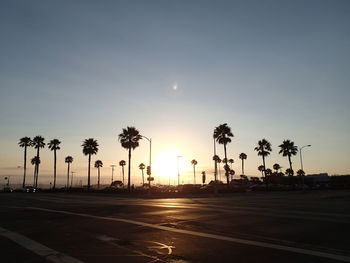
[[153, 149, 190, 185]]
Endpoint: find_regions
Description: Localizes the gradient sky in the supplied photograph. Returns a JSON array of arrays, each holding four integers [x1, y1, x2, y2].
[[1, 0, 349, 187]]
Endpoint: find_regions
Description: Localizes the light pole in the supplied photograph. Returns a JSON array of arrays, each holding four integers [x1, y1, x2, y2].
[[299, 145, 311, 171], [110, 165, 116, 184], [141, 135, 152, 187], [177, 155, 183, 186], [71, 171, 75, 188]]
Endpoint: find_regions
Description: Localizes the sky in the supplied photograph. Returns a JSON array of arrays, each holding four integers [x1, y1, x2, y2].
[[1, 0, 349, 188]]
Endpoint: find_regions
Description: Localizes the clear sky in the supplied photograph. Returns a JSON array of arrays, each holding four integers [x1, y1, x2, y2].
[[1, 0, 349, 187]]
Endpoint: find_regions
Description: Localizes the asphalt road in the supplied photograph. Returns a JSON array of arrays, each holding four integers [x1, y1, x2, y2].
[[1, 190, 350, 263]]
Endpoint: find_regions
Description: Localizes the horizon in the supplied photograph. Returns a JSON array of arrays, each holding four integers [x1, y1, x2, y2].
[[1, 1, 350, 187]]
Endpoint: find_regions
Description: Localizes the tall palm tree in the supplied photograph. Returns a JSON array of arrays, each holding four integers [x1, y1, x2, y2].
[[32, 136, 45, 188], [48, 139, 61, 189], [82, 138, 99, 190], [273, 163, 281, 174], [213, 123, 234, 185], [191, 159, 198, 184], [254, 139, 272, 187], [31, 156, 40, 186], [65, 156, 73, 188], [94, 160, 103, 189], [119, 160, 126, 185], [239, 153, 247, 175], [228, 159, 234, 169], [18, 137, 32, 188], [139, 163, 145, 186], [118, 127, 142, 191], [278, 139, 298, 173]]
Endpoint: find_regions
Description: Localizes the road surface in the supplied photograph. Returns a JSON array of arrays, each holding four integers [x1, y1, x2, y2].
[[1, 190, 350, 262]]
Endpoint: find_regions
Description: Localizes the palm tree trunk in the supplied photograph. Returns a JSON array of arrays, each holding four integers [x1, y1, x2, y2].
[[141, 170, 144, 187], [262, 155, 268, 190], [67, 163, 70, 189], [128, 147, 131, 191], [53, 149, 57, 189], [35, 148, 40, 188], [98, 167, 100, 189], [241, 159, 244, 175], [213, 139, 217, 181], [223, 143, 229, 186], [23, 146, 27, 188], [288, 155, 293, 172], [88, 154, 91, 190], [193, 165, 196, 184], [122, 166, 125, 185]]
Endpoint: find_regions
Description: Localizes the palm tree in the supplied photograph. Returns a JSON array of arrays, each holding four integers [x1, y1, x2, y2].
[[94, 160, 103, 189], [212, 155, 220, 181], [228, 159, 234, 169], [31, 156, 40, 186], [279, 139, 298, 174], [118, 127, 142, 191], [82, 138, 99, 190], [32, 136, 45, 188], [65, 156, 73, 188], [213, 123, 234, 185], [297, 169, 306, 185], [254, 139, 272, 188], [258, 165, 265, 177], [119, 160, 126, 185], [229, 169, 235, 181], [239, 153, 247, 175], [48, 139, 61, 189], [139, 163, 145, 186], [273, 163, 281, 174], [18, 137, 32, 188], [191, 159, 198, 184]]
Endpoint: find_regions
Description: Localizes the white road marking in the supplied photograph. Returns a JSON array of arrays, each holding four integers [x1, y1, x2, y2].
[[27, 207, 350, 262], [0, 226, 84, 263]]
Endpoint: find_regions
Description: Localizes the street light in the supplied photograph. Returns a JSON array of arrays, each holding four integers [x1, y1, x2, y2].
[[110, 165, 116, 184], [177, 155, 183, 186], [299, 145, 311, 172], [140, 135, 152, 187], [71, 172, 75, 188]]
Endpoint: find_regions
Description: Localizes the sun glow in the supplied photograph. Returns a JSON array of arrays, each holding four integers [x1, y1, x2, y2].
[[153, 149, 190, 184]]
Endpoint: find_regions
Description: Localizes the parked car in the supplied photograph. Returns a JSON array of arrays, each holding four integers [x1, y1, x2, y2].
[[23, 186, 36, 193], [3, 187, 13, 193]]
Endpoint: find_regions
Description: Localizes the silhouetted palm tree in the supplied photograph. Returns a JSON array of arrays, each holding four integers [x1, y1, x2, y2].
[[297, 169, 305, 185], [213, 123, 234, 185], [279, 139, 298, 174], [118, 127, 142, 191], [191, 159, 198, 184], [139, 163, 145, 186], [82, 138, 99, 190], [94, 160, 103, 189], [229, 169, 235, 181], [119, 160, 126, 185], [273, 163, 281, 174], [239, 153, 247, 175], [212, 155, 220, 181], [65, 156, 73, 188], [48, 139, 61, 189], [32, 136, 45, 188], [258, 165, 265, 177], [254, 139, 272, 188], [228, 159, 234, 169], [31, 156, 40, 186], [18, 137, 32, 188]]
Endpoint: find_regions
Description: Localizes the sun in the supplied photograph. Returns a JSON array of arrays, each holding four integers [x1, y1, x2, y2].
[[153, 149, 188, 184], [172, 84, 178, 90]]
